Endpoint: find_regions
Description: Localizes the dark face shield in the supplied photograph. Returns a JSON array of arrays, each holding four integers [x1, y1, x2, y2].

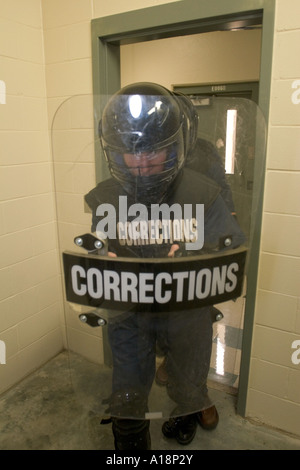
[[102, 134, 185, 203]]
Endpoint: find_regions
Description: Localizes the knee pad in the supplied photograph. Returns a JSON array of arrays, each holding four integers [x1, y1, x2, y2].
[[108, 389, 148, 419]]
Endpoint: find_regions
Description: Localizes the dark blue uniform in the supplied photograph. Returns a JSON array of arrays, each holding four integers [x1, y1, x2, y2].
[[85, 168, 245, 418]]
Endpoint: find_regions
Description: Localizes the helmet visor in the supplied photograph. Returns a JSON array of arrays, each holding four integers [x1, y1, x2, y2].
[[103, 132, 185, 196]]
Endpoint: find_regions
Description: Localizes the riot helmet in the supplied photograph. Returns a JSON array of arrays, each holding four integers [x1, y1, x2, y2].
[[99, 82, 198, 202], [174, 91, 198, 159]]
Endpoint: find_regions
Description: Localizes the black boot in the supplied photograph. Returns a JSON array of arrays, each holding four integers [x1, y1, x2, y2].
[[112, 418, 151, 450], [162, 414, 197, 445]]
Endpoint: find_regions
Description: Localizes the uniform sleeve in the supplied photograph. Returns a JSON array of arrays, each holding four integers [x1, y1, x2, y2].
[[203, 194, 245, 252]]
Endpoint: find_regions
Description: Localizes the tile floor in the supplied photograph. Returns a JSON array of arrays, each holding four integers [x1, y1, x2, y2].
[[0, 351, 299, 451]]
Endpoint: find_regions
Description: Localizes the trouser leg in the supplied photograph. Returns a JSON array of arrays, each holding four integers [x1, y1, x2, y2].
[[161, 308, 213, 445], [166, 307, 213, 413], [108, 312, 156, 398], [108, 313, 155, 449]]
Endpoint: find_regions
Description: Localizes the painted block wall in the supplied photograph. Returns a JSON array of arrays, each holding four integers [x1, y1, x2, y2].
[[246, 0, 300, 437], [0, 0, 64, 394]]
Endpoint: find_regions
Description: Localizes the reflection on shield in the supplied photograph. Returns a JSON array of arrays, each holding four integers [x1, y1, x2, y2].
[[51, 93, 266, 419]]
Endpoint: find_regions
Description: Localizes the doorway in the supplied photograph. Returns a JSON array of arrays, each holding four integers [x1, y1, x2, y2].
[[91, 0, 275, 415], [119, 27, 260, 393], [173, 81, 259, 393]]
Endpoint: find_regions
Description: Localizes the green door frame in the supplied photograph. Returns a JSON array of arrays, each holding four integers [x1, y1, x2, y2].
[[173, 81, 260, 103], [91, 0, 276, 417]]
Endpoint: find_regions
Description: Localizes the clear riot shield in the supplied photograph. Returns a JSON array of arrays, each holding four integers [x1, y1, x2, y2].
[[51, 91, 266, 421]]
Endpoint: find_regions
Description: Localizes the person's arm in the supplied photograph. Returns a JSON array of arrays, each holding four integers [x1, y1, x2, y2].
[[203, 194, 245, 252]]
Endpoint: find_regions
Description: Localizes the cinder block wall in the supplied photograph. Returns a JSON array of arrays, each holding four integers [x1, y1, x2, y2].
[[246, 0, 300, 436], [0, 0, 64, 393]]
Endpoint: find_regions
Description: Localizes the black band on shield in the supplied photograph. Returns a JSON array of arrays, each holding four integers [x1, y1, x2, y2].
[[63, 248, 247, 312]]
